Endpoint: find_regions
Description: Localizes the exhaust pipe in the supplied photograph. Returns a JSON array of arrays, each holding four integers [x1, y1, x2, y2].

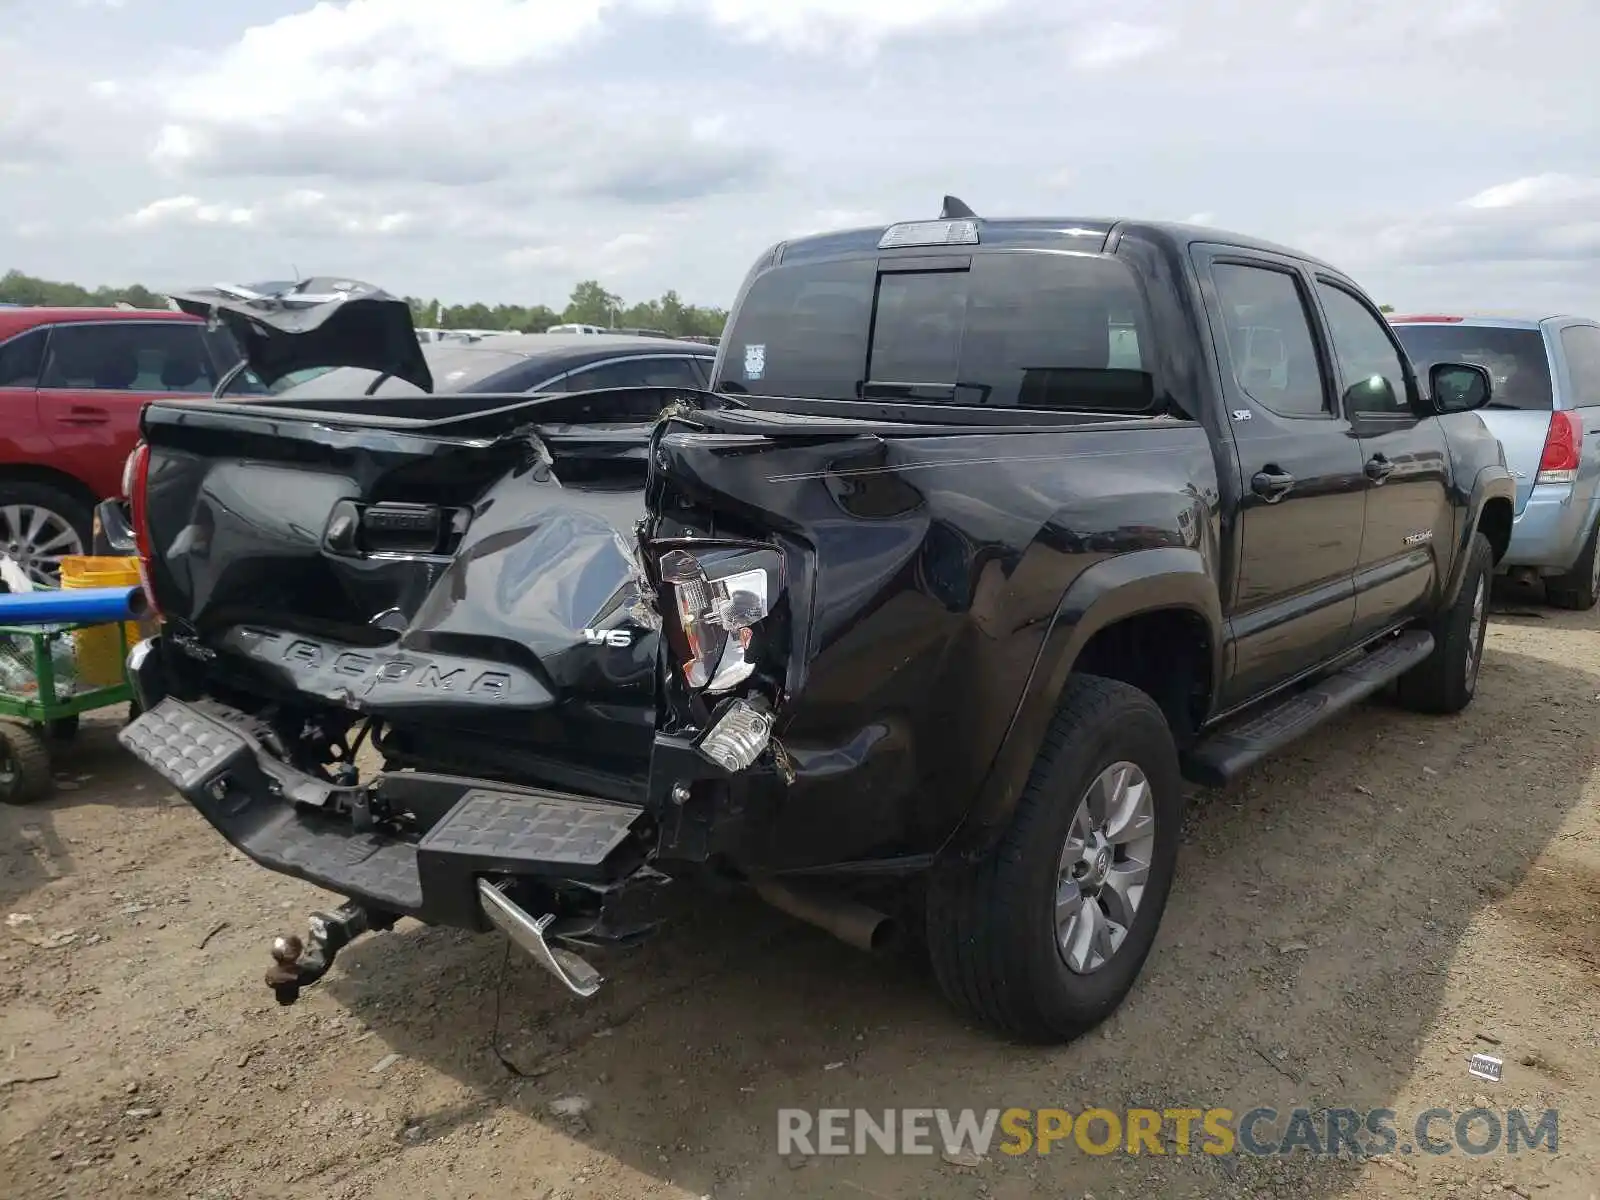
[[753, 878, 896, 953]]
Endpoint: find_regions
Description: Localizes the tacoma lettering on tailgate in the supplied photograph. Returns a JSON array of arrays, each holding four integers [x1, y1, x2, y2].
[[226, 628, 540, 708]]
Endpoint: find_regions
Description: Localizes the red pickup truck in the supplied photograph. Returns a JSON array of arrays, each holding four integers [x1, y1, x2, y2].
[[0, 307, 245, 585]]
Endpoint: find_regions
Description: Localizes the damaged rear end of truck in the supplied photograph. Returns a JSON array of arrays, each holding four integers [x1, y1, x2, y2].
[[115, 280, 711, 1001]]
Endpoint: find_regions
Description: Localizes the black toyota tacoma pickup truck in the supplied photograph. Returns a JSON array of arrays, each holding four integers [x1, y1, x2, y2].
[[116, 202, 1513, 1041]]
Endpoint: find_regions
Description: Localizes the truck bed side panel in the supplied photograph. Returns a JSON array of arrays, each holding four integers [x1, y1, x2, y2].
[[649, 417, 1220, 867]]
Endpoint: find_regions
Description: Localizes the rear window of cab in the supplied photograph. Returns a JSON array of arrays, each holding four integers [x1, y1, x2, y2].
[[715, 250, 1155, 413]]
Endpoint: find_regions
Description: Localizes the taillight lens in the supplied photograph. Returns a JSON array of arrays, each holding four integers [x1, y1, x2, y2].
[[654, 543, 781, 694], [124, 441, 161, 617], [1537, 411, 1582, 485]]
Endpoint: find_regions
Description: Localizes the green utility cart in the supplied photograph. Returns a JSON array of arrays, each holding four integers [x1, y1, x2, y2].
[[0, 619, 136, 804]]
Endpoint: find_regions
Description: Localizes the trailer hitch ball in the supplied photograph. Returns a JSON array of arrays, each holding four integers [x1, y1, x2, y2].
[[265, 934, 308, 1006], [271, 934, 304, 964], [263, 902, 375, 1007]]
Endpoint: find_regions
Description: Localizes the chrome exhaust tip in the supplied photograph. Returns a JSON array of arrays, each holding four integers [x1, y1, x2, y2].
[[476, 878, 602, 999]]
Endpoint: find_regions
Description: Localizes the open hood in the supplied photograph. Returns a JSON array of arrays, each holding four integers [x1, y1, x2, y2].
[[166, 277, 434, 393]]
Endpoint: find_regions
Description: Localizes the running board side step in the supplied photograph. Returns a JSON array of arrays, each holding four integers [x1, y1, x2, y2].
[[1182, 630, 1434, 788], [477, 878, 603, 999]]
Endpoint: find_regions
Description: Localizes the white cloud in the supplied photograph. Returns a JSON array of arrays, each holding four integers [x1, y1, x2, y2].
[[1463, 174, 1600, 211], [153, 0, 1010, 134], [1291, 0, 1503, 38], [123, 195, 251, 228], [504, 229, 653, 274], [1066, 20, 1174, 69], [159, 0, 610, 126], [805, 208, 885, 232], [678, 0, 1011, 51], [1358, 174, 1600, 266], [505, 244, 576, 270], [139, 0, 1014, 193], [120, 190, 414, 238], [1299, 171, 1600, 315]]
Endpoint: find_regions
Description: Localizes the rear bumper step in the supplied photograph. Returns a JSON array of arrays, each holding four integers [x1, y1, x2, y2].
[[118, 697, 669, 998]]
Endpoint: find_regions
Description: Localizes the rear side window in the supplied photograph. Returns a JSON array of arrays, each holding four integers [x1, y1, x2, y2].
[[561, 356, 707, 392], [0, 328, 47, 387], [1209, 264, 1328, 418], [1560, 325, 1600, 406], [1390, 324, 1553, 410], [274, 345, 527, 398], [40, 322, 219, 393], [719, 259, 871, 401], [717, 251, 1157, 412]]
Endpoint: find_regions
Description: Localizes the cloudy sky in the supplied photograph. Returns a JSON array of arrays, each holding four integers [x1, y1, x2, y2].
[[2, 0, 1596, 314]]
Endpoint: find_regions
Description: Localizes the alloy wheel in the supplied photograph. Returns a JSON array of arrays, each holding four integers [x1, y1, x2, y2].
[[1055, 761, 1158, 975], [0, 504, 84, 587], [1464, 574, 1488, 691]]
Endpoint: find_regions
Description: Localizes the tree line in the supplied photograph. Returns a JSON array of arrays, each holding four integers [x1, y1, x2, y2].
[[404, 280, 727, 338], [0, 269, 170, 311], [0, 270, 729, 339]]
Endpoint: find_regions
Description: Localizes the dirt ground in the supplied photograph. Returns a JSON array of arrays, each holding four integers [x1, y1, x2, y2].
[[3, 590, 1599, 1200]]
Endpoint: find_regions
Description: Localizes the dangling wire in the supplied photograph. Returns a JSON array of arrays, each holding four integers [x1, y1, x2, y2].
[[488, 937, 529, 1077]]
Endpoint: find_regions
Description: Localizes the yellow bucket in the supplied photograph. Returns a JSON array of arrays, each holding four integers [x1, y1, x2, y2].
[[59, 555, 145, 689]]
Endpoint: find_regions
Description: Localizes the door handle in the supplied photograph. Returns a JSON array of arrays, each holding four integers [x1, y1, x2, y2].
[[1365, 453, 1395, 483], [60, 406, 110, 426], [1250, 467, 1295, 502]]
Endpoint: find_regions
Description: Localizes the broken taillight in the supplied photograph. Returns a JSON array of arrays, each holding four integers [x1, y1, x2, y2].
[[124, 441, 162, 618], [648, 540, 786, 773], [655, 544, 778, 693]]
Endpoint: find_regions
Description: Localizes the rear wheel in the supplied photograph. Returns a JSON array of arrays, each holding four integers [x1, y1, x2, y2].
[[925, 674, 1182, 1042], [1546, 518, 1600, 611], [0, 481, 91, 588], [1397, 532, 1493, 715], [0, 720, 52, 805]]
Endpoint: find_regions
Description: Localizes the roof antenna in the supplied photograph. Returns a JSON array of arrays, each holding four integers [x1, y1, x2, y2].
[[939, 195, 977, 219]]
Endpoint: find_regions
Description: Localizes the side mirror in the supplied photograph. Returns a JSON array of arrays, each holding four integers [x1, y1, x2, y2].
[[1430, 362, 1493, 414]]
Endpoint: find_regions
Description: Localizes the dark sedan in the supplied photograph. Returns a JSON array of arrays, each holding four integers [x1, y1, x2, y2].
[[271, 332, 715, 399], [93, 333, 716, 552]]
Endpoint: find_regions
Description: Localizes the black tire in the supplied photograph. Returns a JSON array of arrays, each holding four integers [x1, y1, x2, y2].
[[1396, 532, 1494, 715], [925, 674, 1182, 1043], [1546, 519, 1600, 611], [0, 720, 53, 805], [0, 479, 93, 586]]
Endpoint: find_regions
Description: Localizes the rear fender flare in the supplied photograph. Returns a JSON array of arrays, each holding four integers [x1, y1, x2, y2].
[[1448, 464, 1514, 602], [946, 546, 1224, 858]]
